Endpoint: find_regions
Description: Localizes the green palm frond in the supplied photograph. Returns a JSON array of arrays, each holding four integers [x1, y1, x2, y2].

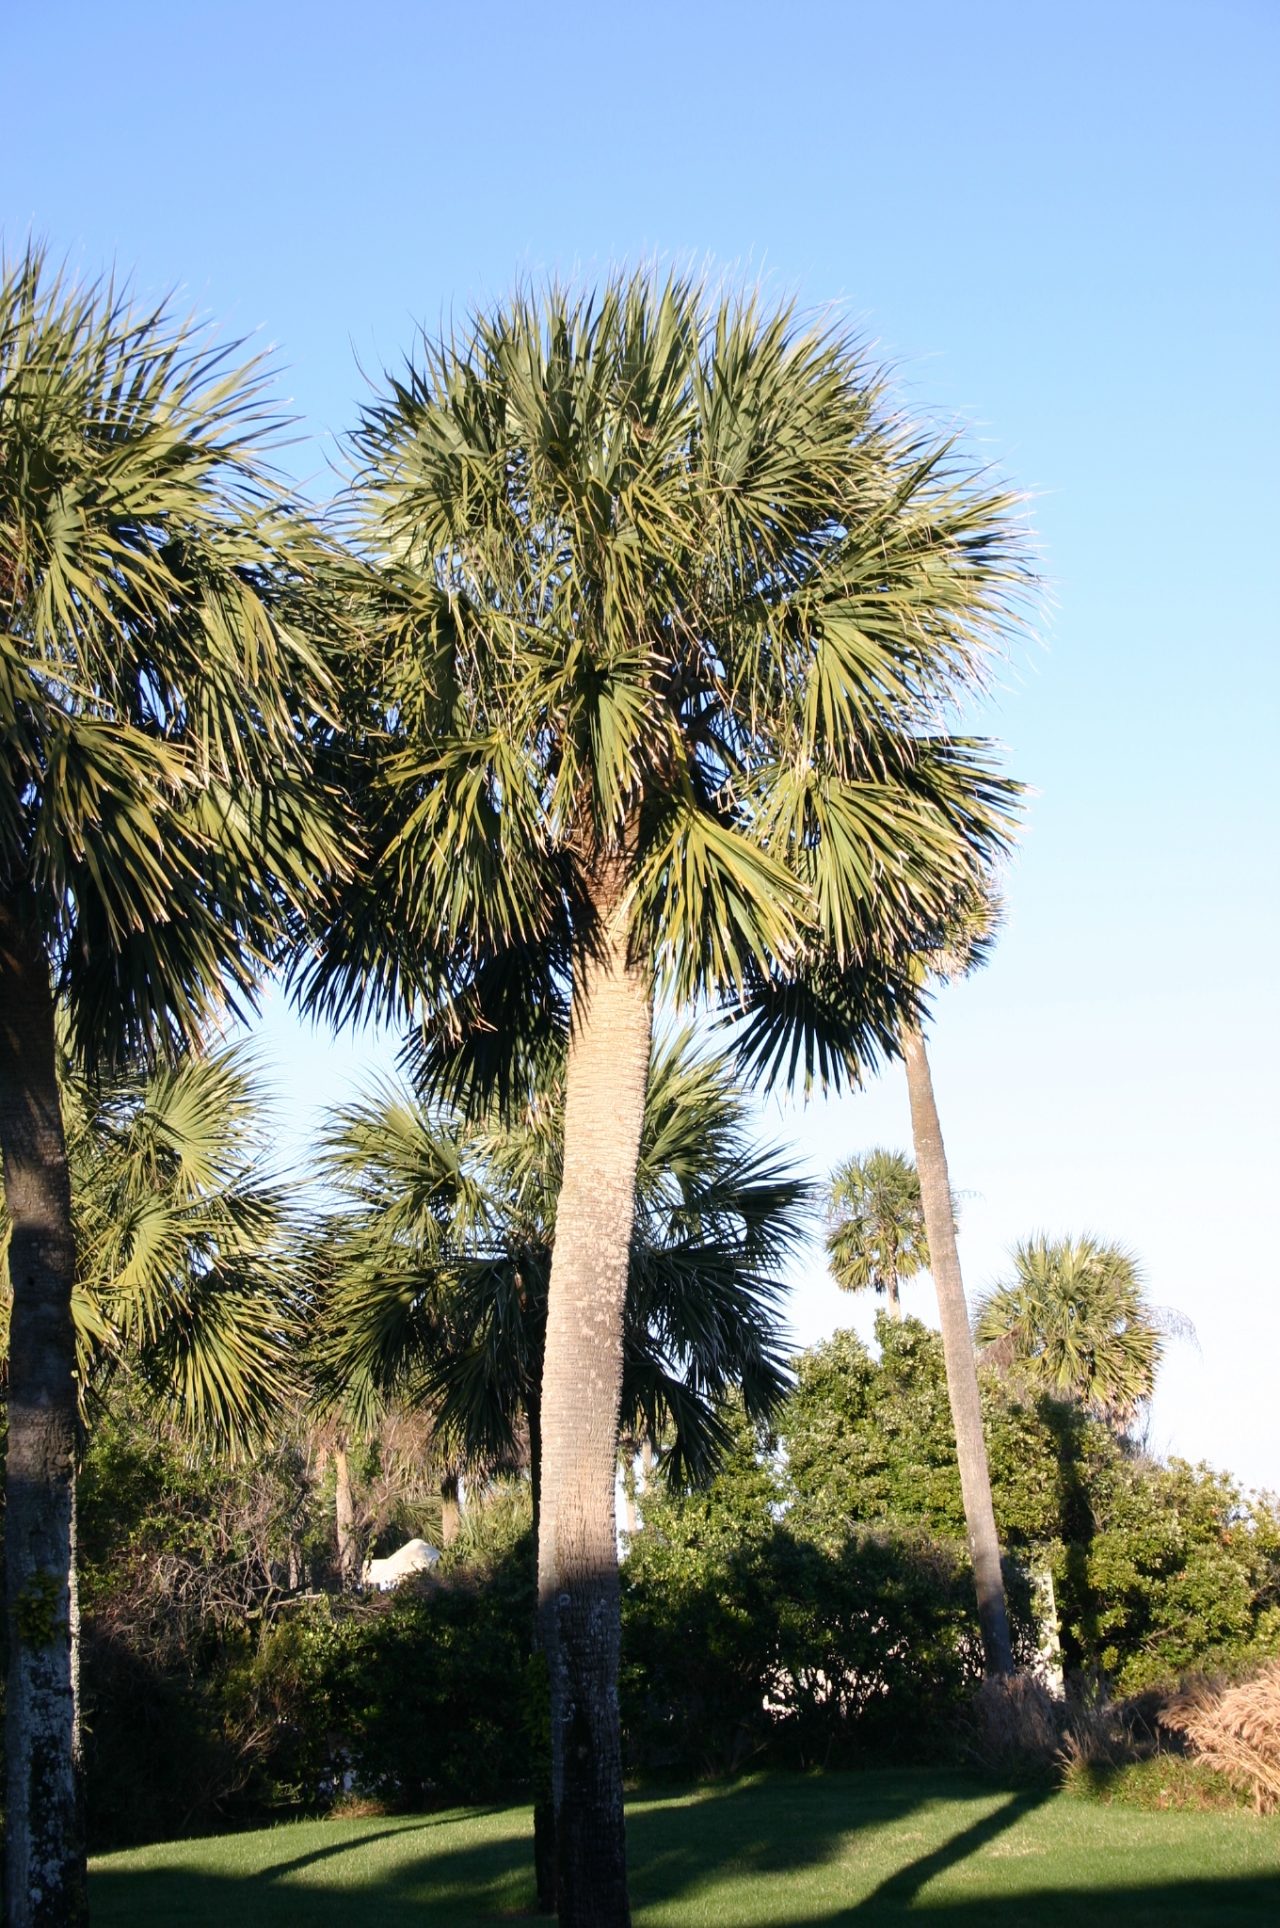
[[0, 245, 353, 1071], [824, 1147, 932, 1304], [0, 1039, 302, 1451]]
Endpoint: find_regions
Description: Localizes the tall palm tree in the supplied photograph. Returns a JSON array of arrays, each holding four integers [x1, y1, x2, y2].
[[975, 1233, 1171, 1427], [313, 1030, 805, 1913], [0, 251, 344, 1926], [900, 888, 1013, 1674], [304, 272, 1030, 1923], [825, 1147, 929, 1319]]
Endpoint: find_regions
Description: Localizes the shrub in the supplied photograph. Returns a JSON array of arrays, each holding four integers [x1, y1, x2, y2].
[[621, 1414, 999, 1776]]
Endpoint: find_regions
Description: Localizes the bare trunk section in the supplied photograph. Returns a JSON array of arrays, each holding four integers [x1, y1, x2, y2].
[[885, 1275, 902, 1320], [528, 1393, 556, 1915], [902, 1022, 1014, 1678], [334, 1437, 358, 1588], [0, 887, 88, 1926], [537, 869, 651, 1928], [439, 1468, 461, 1548]]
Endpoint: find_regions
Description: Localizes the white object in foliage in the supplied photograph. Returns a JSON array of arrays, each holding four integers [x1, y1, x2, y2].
[[362, 1538, 441, 1590]]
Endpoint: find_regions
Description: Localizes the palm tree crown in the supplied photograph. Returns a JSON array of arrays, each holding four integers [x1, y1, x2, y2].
[[975, 1233, 1167, 1426], [309, 271, 1027, 1090], [1, 249, 345, 1067], [825, 1146, 930, 1317]]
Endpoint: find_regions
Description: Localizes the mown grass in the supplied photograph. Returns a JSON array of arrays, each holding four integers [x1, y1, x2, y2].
[[90, 1767, 1280, 1925]]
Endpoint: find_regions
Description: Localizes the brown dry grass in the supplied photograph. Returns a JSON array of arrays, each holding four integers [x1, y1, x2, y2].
[[965, 1671, 1065, 1772], [1161, 1660, 1280, 1813]]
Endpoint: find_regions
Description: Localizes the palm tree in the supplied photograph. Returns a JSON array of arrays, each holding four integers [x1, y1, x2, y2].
[[900, 888, 1013, 1674], [825, 1147, 929, 1319], [313, 1029, 804, 1912], [0, 251, 344, 1926], [975, 1233, 1171, 1426], [304, 272, 1029, 1923]]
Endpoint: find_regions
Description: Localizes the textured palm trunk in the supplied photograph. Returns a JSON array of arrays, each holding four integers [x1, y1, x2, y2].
[[439, 1468, 461, 1548], [885, 1275, 902, 1320], [527, 1392, 557, 1915], [537, 870, 651, 1928], [0, 888, 88, 1926], [334, 1437, 358, 1588], [902, 1022, 1013, 1677]]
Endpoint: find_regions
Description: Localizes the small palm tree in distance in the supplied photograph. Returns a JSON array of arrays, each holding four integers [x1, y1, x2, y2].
[[826, 1146, 930, 1319], [975, 1232, 1174, 1429]]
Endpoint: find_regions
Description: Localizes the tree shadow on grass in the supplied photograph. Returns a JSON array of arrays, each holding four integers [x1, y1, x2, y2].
[[89, 1776, 1280, 1927]]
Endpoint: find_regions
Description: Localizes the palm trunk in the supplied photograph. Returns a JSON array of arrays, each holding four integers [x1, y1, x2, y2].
[[528, 1391, 557, 1915], [334, 1436, 358, 1588], [885, 1276, 902, 1320], [537, 870, 651, 1928], [0, 888, 88, 1926], [902, 1022, 1013, 1678], [619, 1431, 639, 1540], [439, 1468, 461, 1548]]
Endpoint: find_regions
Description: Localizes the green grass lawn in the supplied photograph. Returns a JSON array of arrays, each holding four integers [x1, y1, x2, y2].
[[89, 1769, 1280, 1925]]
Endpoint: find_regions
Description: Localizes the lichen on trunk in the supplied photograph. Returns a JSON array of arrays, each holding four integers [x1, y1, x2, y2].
[[0, 887, 88, 1926]]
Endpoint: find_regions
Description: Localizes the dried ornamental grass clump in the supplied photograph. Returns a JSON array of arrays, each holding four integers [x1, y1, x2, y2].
[[1162, 1661, 1280, 1813], [967, 1672, 1064, 1772]]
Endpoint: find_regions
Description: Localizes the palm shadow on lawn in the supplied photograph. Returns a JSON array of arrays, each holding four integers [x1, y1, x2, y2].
[[90, 1777, 1280, 1927]]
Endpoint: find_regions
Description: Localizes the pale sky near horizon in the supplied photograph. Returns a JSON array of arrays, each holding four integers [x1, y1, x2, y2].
[[5, 1, 1278, 1488]]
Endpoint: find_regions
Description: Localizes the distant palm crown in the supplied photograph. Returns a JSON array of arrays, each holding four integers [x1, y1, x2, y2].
[[975, 1233, 1165, 1425], [315, 272, 1028, 1097], [825, 1146, 930, 1301], [0, 251, 343, 1069]]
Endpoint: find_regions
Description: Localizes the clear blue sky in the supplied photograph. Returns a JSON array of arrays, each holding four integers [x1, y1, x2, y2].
[[6, 1, 1277, 1484]]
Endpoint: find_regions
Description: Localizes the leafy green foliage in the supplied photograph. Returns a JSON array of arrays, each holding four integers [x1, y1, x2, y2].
[[620, 1407, 992, 1775], [782, 1318, 1280, 1695]]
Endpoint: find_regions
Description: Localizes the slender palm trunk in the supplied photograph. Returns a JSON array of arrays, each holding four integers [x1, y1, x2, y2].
[[0, 888, 88, 1926], [902, 1022, 1013, 1677], [537, 870, 651, 1928], [885, 1276, 902, 1320], [439, 1468, 461, 1548], [334, 1436, 358, 1588], [527, 1391, 557, 1915]]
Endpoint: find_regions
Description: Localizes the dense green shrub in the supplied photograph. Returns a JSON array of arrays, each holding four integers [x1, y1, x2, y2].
[[620, 1413, 1004, 1774], [783, 1318, 1280, 1694]]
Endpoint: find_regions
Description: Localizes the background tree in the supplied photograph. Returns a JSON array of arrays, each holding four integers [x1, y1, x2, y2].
[[310, 1029, 805, 1530], [0, 250, 345, 1926], [974, 1233, 1174, 1428], [305, 271, 1029, 1924], [902, 893, 1014, 1674], [825, 1147, 929, 1319]]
